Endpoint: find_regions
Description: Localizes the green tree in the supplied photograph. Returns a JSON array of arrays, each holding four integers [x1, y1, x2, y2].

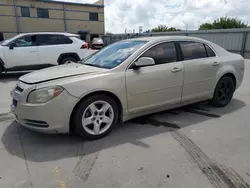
[[151, 25, 180, 32], [199, 16, 248, 30], [152, 25, 169, 32]]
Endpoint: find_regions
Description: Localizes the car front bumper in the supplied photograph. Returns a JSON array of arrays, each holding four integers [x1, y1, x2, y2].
[[11, 83, 80, 134]]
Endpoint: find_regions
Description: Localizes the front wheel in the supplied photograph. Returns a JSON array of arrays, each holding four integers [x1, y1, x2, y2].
[[73, 95, 119, 140], [211, 76, 235, 107], [0, 66, 2, 76]]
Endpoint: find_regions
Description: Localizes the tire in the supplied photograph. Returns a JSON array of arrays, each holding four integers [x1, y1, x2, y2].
[[211, 76, 235, 107], [73, 95, 119, 140], [60, 57, 77, 65], [0, 65, 2, 76]]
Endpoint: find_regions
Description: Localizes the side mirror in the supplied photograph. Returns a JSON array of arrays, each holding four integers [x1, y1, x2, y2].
[[9, 43, 14, 50], [134, 57, 155, 68]]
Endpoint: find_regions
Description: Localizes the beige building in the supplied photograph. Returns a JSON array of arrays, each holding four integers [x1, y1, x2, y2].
[[0, 0, 105, 42]]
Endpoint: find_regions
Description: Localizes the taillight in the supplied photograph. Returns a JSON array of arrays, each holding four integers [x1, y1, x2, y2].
[[81, 44, 88, 49]]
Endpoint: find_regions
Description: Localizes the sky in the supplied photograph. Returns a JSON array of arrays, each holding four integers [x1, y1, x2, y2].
[[55, 0, 250, 33]]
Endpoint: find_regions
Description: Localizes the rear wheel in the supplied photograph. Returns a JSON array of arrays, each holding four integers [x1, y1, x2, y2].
[[60, 57, 77, 65], [211, 76, 235, 107], [73, 95, 119, 140]]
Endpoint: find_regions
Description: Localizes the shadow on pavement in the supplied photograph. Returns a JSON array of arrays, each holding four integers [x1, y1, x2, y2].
[[1, 98, 246, 162], [0, 72, 29, 83]]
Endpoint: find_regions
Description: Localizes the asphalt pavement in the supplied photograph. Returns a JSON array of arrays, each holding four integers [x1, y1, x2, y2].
[[0, 60, 250, 188]]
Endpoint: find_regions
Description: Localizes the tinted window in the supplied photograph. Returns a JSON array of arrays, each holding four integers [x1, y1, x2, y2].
[[89, 12, 98, 21], [12, 35, 36, 47], [205, 44, 216, 57], [180, 42, 207, 60], [141, 42, 177, 64], [37, 35, 73, 45], [37, 8, 49, 18], [21, 7, 30, 17], [81, 41, 147, 69]]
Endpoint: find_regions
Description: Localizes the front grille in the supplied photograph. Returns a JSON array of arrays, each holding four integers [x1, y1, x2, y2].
[[23, 119, 49, 128], [14, 86, 24, 94]]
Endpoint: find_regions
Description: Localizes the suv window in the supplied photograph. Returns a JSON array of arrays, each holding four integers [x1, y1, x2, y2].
[[12, 35, 36, 47], [205, 44, 216, 57], [37, 35, 73, 46], [179, 41, 207, 60], [141, 42, 177, 65]]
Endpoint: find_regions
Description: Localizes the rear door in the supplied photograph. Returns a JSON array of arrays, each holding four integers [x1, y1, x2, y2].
[[37, 34, 73, 66], [3, 35, 39, 69], [178, 41, 219, 102]]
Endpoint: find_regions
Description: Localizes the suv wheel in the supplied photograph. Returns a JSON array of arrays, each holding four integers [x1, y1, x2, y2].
[[73, 95, 119, 140], [60, 57, 77, 65], [211, 76, 235, 107]]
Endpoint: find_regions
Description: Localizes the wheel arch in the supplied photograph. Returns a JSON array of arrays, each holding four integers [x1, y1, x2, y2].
[[218, 72, 236, 91], [57, 53, 81, 64], [69, 90, 123, 133]]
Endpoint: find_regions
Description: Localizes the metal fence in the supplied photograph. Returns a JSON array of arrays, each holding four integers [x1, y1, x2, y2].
[[103, 28, 250, 59]]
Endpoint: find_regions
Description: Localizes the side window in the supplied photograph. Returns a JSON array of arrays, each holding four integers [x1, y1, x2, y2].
[[21, 7, 30, 17], [36, 35, 50, 45], [205, 44, 216, 57], [180, 42, 207, 60], [49, 35, 73, 45], [141, 42, 177, 65], [12, 36, 36, 47], [37, 35, 73, 46]]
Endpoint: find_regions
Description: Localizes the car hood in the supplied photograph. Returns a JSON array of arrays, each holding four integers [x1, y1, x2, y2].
[[19, 63, 104, 84]]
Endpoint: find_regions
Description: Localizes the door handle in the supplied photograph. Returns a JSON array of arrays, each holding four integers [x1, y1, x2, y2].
[[212, 62, 220, 66], [171, 67, 182, 73]]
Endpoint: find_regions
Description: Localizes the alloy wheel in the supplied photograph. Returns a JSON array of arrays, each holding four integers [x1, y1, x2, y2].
[[81, 100, 114, 135], [217, 80, 232, 102]]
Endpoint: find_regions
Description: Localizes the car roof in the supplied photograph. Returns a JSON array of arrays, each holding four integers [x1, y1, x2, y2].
[[17, 32, 79, 37], [125, 36, 208, 43]]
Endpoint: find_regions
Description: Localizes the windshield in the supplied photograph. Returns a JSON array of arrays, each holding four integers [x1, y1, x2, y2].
[[81, 40, 147, 69], [0, 36, 17, 46]]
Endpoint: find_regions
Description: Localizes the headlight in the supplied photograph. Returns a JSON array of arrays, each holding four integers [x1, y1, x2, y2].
[[27, 86, 64, 104]]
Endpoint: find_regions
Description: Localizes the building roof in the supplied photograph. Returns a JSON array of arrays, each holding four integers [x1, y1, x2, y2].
[[39, 0, 104, 7], [18, 32, 79, 37]]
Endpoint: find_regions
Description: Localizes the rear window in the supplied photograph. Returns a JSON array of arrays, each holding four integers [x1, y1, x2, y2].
[[180, 41, 207, 60], [93, 38, 103, 43], [205, 44, 216, 57]]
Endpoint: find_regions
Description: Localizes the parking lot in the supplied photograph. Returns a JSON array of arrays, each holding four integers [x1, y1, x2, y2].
[[0, 60, 250, 188]]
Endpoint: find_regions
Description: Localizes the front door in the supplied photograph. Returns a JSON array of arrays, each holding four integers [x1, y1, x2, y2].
[[126, 42, 184, 113], [178, 41, 219, 102], [3, 35, 38, 70]]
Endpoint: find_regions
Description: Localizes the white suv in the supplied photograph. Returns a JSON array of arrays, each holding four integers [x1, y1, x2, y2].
[[0, 32, 89, 75]]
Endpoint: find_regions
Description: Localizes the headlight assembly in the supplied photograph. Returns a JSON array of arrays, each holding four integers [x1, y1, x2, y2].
[[27, 86, 64, 104]]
